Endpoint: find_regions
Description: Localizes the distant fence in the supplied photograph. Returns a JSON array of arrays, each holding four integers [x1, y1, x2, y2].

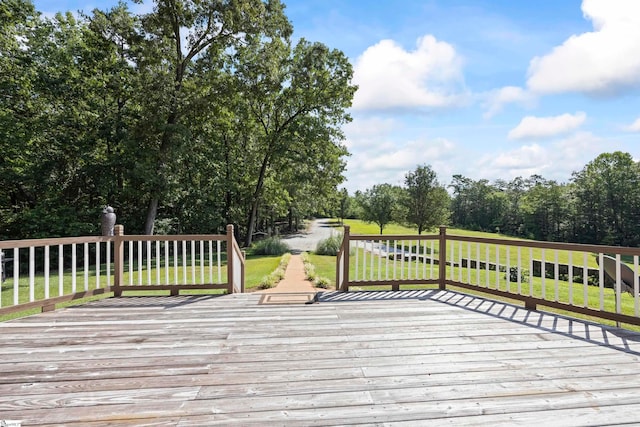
[[336, 226, 640, 327], [0, 225, 244, 316]]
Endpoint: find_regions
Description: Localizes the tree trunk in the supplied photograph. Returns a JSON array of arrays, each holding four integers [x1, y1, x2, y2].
[[144, 198, 158, 235], [224, 134, 232, 225], [245, 201, 258, 247], [288, 207, 293, 231], [244, 148, 272, 247]]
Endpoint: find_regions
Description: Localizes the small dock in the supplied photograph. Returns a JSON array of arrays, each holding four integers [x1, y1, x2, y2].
[[2, 290, 640, 425]]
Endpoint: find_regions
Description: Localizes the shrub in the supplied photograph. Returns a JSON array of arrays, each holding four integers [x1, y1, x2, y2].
[[256, 253, 291, 289], [572, 274, 599, 287], [314, 276, 332, 289], [506, 267, 529, 282], [251, 237, 290, 256], [301, 252, 334, 289], [315, 233, 343, 256]]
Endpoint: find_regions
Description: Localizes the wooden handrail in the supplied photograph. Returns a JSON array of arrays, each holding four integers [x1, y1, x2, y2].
[[0, 225, 245, 317], [336, 225, 640, 327]]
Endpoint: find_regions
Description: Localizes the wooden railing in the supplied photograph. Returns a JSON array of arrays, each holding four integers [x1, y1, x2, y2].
[[337, 226, 640, 326], [0, 225, 244, 316]]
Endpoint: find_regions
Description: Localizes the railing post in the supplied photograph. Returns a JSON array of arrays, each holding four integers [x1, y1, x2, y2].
[[241, 250, 246, 293], [113, 224, 124, 297], [227, 224, 234, 294], [439, 226, 447, 290], [342, 226, 351, 292]]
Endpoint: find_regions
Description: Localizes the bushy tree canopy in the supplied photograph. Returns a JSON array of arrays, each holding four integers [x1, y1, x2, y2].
[[0, 0, 355, 241]]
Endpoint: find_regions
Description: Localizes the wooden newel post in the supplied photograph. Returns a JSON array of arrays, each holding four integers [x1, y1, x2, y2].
[[342, 225, 350, 292], [113, 224, 124, 297], [438, 226, 447, 290], [227, 224, 234, 294]]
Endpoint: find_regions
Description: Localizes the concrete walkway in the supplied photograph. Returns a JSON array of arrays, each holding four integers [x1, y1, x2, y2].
[[258, 254, 318, 293]]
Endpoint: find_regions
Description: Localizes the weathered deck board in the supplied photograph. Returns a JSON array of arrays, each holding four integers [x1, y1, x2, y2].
[[2, 290, 640, 426]]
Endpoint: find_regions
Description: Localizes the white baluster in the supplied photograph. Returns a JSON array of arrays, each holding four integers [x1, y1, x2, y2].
[[84, 242, 89, 291], [71, 244, 77, 293], [96, 242, 101, 288], [44, 245, 50, 299], [29, 246, 35, 301]]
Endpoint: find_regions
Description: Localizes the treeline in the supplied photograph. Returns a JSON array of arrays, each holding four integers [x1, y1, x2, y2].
[[349, 152, 640, 247], [0, 0, 355, 244]]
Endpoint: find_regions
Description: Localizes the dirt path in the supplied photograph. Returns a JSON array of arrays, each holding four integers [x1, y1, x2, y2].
[[257, 254, 317, 293]]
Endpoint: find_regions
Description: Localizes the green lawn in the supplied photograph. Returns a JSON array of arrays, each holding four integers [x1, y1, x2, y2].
[[244, 254, 287, 291], [306, 253, 337, 288]]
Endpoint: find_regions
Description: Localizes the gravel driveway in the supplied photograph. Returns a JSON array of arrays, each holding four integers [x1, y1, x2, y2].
[[280, 218, 344, 253]]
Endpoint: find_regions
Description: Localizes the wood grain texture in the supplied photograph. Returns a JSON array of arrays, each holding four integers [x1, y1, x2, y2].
[[2, 290, 640, 425]]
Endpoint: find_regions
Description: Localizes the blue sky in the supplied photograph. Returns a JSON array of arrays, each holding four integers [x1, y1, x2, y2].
[[33, 0, 640, 193]]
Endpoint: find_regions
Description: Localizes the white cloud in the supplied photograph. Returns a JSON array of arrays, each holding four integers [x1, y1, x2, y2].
[[526, 0, 640, 96], [343, 117, 400, 150], [476, 144, 546, 182], [359, 138, 456, 174], [482, 86, 537, 118], [352, 35, 466, 110], [477, 132, 603, 182], [508, 112, 587, 140], [624, 117, 640, 132], [489, 144, 548, 171], [344, 132, 457, 193], [554, 132, 603, 162]]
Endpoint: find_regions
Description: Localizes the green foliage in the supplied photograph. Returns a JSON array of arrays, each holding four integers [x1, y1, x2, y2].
[[235, 35, 356, 245], [315, 233, 343, 256], [244, 255, 282, 290], [356, 183, 403, 234], [256, 253, 290, 290], [0, 1, 355, 242], [506, 267, 529, 283], [313, 276, 332, 289], [571, 152, 640, 246], [448, 156, 640, 247], [301, 252, 333, 289], [250, 237, 290, 256], [403, 164, 450, 234]]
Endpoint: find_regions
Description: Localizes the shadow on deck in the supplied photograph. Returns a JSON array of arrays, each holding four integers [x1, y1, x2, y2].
[[2, 290, 640, 425]]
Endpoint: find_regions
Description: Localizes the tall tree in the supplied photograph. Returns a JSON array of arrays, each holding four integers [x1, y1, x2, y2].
[[233, 36, 356, 245], [449, 176, 503, 232], [571, 152, 640, 245], [357, 184, 401, 234], [0, 0, 39, 237], [521, 178, 568, 241], [500, 176, 527, 236], [137, 0, 287, 234], [338, 188, 351, 225], [403, 164, 450, 234]]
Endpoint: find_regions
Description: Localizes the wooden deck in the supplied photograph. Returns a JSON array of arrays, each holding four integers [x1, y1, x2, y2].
[[3, 290, 640, 426]]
